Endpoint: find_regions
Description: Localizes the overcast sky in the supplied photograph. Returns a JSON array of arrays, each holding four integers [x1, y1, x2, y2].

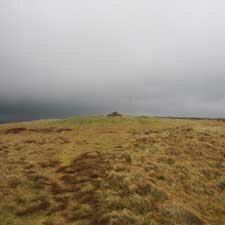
[[1, 0, 225, 122]]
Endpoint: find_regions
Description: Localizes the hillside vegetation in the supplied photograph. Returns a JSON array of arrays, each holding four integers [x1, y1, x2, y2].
[[0, 115, 224, 225]]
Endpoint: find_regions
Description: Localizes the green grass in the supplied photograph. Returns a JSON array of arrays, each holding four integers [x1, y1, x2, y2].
[[60, 115, 160, 126]]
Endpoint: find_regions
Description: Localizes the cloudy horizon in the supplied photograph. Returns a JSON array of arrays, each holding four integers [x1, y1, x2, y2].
[[1, 0, 225, 122]]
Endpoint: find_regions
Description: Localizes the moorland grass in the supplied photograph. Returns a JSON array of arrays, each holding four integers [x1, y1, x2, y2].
[[0, 115, 224, 225]]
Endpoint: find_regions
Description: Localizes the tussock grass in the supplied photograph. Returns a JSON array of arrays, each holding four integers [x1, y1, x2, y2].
[[0, 115, 225, 224]]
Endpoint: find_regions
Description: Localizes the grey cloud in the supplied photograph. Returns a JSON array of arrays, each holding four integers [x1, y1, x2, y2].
[[1, 0, 225, 122]]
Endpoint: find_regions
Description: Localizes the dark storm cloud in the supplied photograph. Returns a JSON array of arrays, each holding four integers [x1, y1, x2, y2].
[[1, 0, 225, 122]]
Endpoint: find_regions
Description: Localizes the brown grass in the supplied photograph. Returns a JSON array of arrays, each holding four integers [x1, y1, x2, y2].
[[0, 115, 224, 225]]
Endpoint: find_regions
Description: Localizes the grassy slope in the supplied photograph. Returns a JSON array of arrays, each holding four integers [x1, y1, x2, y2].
[[0, 115, 224, 225]]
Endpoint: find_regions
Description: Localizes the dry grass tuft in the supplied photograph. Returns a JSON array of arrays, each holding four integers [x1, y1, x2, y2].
[[160, 204, 205, 225]]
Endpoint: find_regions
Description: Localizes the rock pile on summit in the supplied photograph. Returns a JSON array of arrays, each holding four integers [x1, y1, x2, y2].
[[107, 112, 122, 117]]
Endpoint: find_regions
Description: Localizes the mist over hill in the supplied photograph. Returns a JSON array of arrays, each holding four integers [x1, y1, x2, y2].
[[1, 1, 225, 121]]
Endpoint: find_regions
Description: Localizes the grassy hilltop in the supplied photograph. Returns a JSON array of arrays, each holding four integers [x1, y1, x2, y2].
[[0, 115, 224, 225]]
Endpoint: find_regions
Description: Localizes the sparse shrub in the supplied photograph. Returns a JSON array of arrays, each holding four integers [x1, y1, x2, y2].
[[50, 181, 65, 194], [7, 175, 21, 188], [108, 171, 127, 190], [43, 217, 67, 225], [157, 175, 166, 181], [162, 157, 175, 165], [141, 215, 159, 225], [24, 139, 36, 144], [99, 209, 140, 225], [121, 152, 132, 163], [217, 177, 225, 191], [80, 183, 95, 194], [175, 164, 189, 177], [160, 204, 205, 225], [16, 195, 50, 216], [113, 163, 127, 172], [68, 204, 92, 221], [39, 159, 60, 168], [95, 178, 110, 189], [121, 193, 154, 214], [150, 187, 169, 202], [136, 182, 152, 196], [23, 162, 35, 169], [136, 181, 168, 202], [57, 136, 70, 144], [97, 189, 122, 209], [43, 218, 55, 225]]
